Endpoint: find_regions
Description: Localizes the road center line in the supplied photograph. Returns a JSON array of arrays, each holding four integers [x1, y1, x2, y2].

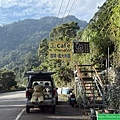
[[15, 108, 25, 120]]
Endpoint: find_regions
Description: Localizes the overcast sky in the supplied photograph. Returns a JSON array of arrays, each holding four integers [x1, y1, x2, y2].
[[0, 0, 106, 25]]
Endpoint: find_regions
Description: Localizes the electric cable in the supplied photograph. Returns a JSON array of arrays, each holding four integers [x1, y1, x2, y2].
[[57, 0, 64, 17], [60, 0, 71, 24], [69, 0, 79, 15], [62, 0, 71, 18], [62, 0, 77, 23], [67, 0, 76, 15]]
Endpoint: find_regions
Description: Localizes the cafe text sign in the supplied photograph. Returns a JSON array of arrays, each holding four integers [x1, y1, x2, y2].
[[49, 41, 72, 51], [49, 41, 72, 59]]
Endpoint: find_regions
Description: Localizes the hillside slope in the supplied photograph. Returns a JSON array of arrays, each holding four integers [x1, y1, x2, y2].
[[0, 15, 87, 70]]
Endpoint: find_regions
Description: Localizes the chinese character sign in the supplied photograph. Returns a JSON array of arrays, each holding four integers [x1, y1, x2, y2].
[[49, 52, 72, 60]]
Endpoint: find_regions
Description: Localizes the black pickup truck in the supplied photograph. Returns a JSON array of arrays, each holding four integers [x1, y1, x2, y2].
[[25, 71, 58, 113]]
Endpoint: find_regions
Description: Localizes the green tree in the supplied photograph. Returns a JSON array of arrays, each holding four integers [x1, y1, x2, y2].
[[37, 22, 80, 86], [50, 22, 80, 39], [0, 70, 17, 90], [38, 38, 49, 63]]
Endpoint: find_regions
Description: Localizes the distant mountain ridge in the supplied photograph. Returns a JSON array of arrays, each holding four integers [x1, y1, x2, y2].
[[0, 15, 87, 70]]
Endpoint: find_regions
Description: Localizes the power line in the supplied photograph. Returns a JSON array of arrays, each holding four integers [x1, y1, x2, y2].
[[60, 0, 71, 24], [64, 0, 78, 22], [57, 0, 80, 25], [57, 0, 64, 17], [62, 0, 71, 18], [69, 0, 79, 15], [67, 0, 76, 15]]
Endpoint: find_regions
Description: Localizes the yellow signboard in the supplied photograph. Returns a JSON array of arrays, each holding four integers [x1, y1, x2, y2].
[[49, 41, 72, 51], [49, 52, 72, 59]]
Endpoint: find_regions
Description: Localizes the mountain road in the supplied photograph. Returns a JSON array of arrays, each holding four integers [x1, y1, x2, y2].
[[0, 91, 90, 120]]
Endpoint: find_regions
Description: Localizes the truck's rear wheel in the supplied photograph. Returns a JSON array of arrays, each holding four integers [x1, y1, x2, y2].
[[26, 106, 30, 113], [51, 105, 55, 114], [56, 97, 58, 105], [72, 104, 74, 107]]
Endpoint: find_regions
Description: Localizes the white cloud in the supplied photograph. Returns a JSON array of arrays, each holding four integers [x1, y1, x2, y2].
[[0, 0, 106, 24]]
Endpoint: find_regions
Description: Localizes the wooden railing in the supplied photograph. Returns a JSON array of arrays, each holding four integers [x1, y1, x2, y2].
[[92, 66, 105, 90], [75, 64, 85, 87], [92, 66, 107, 106]]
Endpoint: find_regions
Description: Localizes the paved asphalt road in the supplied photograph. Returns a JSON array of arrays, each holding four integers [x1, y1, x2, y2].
[[0, 91, 90, 120]]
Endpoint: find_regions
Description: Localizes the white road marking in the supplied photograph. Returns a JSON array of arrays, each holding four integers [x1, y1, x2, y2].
[[15, 108, 25, 120], [0, 105, 25, 107]]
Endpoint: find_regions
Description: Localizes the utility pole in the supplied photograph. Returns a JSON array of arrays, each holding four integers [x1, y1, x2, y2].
[[108, 47, 109, 69]]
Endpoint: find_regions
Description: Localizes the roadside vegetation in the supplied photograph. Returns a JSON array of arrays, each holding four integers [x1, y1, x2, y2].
[[0, 69, 17, 91]]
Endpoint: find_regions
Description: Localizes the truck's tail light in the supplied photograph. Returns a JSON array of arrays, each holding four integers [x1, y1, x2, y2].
[[26, 90, 29, 98], [52, 89, 56, 97]]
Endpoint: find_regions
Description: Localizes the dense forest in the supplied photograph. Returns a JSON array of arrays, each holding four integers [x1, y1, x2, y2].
[[81, 0, 120, 67], [0, 0, 119, 93]]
